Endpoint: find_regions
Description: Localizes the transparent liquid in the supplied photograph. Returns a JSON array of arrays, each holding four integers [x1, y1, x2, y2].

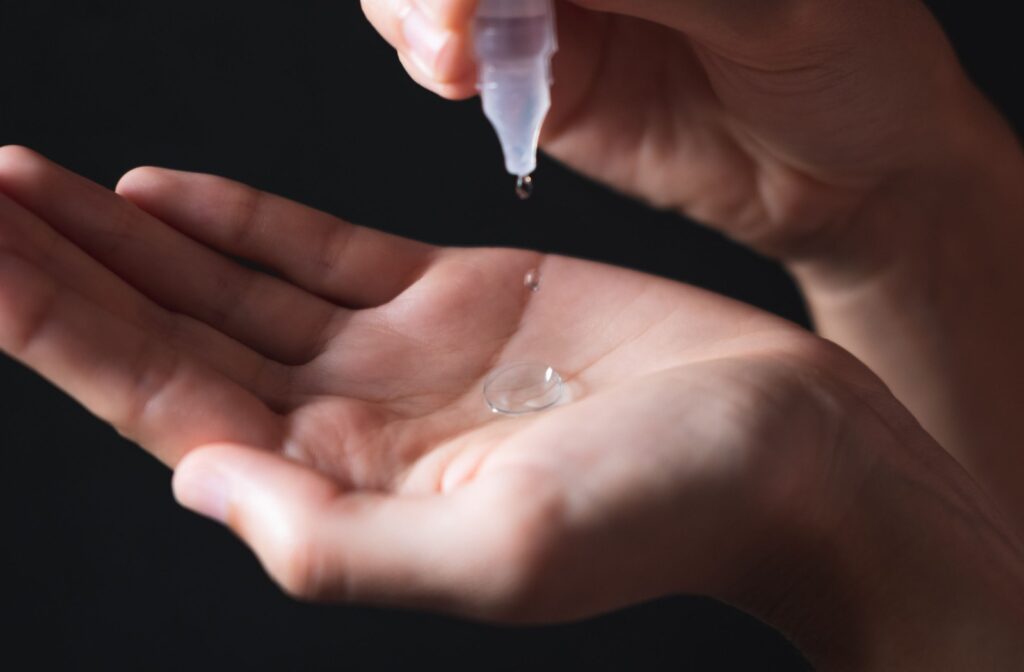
[[524, 268, 540, 292], [483, 266, 563, 415], [515, 174, 534, 200]]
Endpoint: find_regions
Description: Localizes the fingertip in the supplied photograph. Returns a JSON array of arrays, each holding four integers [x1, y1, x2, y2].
[[115, 166, 183, 199], [116, 168, 225, 224], [400, 7, 476, 86], [172, 447, 232, 524], [364, 0, 478, 96], [0, 145, 43, 170], [173, 442, 267, 496], [398, 50, 478, 100], [173, 442, 342, 599], [173, 443, 339, 527], [0, 145, 51, 194]]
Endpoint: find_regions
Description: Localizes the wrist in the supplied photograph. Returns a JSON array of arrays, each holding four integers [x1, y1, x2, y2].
[[787, 88, 1024, 532], [789, 82, 1024, 296], [730, 391, 1024, 670]]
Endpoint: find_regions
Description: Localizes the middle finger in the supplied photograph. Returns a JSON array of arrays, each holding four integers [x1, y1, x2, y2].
[[0, 191, 290, 402]]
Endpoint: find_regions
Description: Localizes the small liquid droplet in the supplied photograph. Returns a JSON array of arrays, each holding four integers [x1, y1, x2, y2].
[[524, 268, 541, 293], [484, 363, 564, 415], [515, 174, 534, 200]]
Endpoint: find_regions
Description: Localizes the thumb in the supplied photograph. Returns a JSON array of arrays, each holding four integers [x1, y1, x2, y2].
[[171, 444, 530, 616]]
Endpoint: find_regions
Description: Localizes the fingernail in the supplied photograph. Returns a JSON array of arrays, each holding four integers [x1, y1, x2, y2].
[[174, 464, 230, 524], [402, 2, 453, 79]]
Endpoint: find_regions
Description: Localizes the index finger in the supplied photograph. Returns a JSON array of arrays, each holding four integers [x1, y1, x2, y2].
[[362, 0, 478, 90]]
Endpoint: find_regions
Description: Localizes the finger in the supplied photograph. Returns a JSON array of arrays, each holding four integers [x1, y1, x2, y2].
[[0, 252, 283, 466], [116, 167, 437, 309], [173, 443, 532, 617], [0, 192, 286, 400], [362, 0, 477, 86], [0, 146, 336, 364], [397, 50, 477, 101], [413, 0, 477, 28]]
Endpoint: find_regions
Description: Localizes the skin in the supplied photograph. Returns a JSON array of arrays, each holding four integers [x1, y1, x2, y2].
[[0, 147, 1022, 669], [364, 0, 1024, 533]]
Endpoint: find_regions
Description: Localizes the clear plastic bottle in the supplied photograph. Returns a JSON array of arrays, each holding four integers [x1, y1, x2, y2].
[[473, 0, 557, 181]]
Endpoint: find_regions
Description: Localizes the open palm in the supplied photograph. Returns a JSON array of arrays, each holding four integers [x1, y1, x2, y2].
[[0, 147, 874, 620]]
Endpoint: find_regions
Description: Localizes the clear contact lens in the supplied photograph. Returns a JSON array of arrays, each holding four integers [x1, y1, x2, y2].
[[484, 362, 564, 415]]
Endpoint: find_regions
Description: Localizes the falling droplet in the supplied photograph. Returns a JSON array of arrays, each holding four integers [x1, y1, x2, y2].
[[524, 268, 541, 293], [515, 174, 534, 200], [484, 363, 564, 415]]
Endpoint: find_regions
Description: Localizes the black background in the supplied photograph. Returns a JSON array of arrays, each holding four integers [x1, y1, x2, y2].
[[0, 1, 1018, 669]]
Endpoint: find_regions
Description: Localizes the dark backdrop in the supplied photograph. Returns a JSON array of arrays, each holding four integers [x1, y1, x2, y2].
[[0, 1, 1018, 670]]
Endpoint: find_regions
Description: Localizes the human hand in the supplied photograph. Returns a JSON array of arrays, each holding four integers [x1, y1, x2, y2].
[[0, 145, 837, 616], [361, 0, 1024, 538], [1, 147, 1022, 669], [362, 0, 987, 257]]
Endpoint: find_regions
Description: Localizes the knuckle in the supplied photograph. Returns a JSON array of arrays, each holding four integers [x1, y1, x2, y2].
[[226, 185, 264, 248], [117, 342, 184, 433], [317, 219, 357, 281], [100, 200, 142, 254]]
